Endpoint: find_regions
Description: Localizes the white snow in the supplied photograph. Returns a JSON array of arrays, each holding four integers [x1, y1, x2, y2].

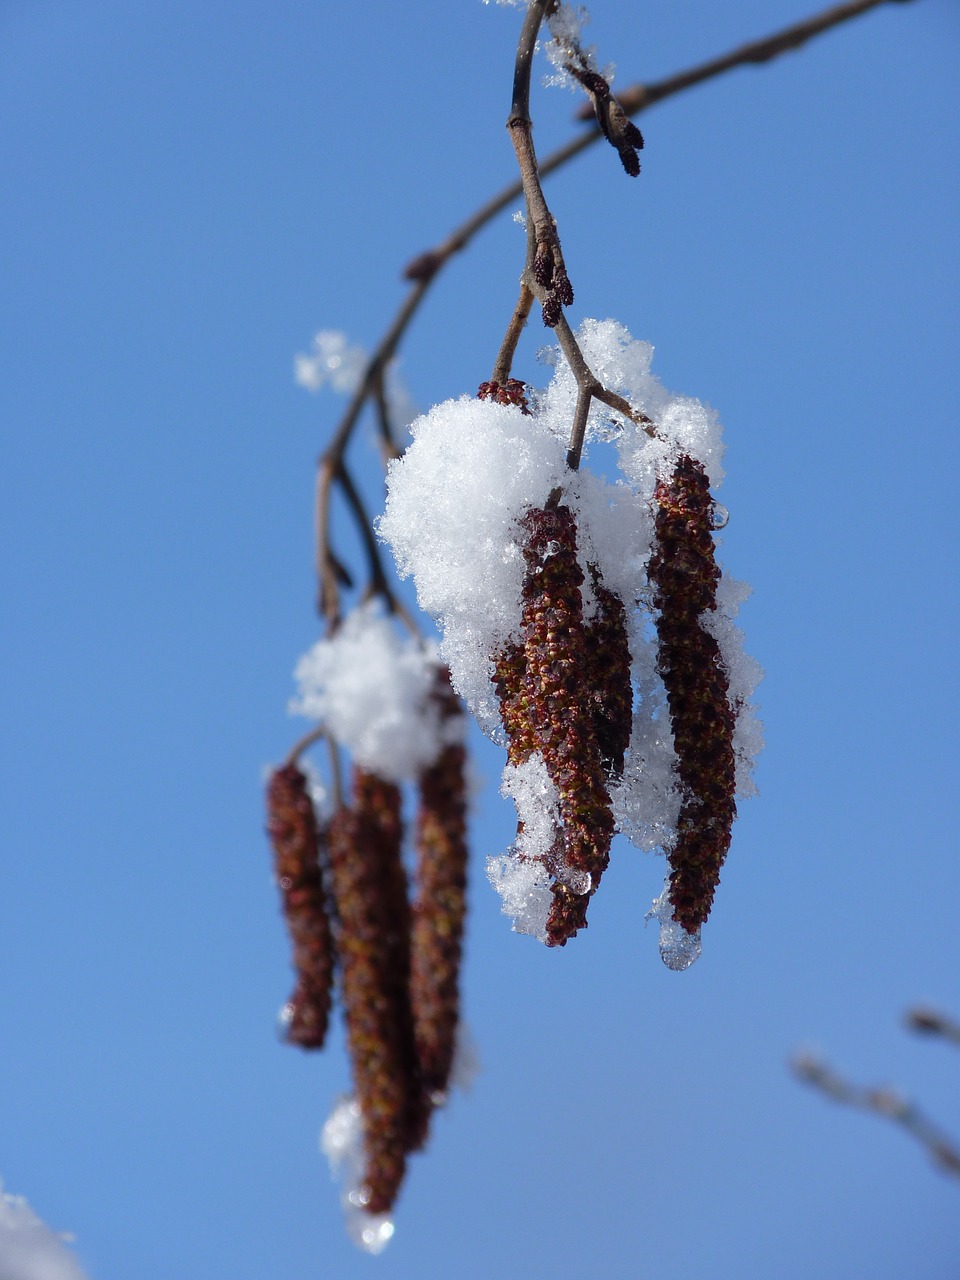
[[291, 602, 460, 783], [321, 1098, 395, 1255], [0, 1183, 87, 1280]]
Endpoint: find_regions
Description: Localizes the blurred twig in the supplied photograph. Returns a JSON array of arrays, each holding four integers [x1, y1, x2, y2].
[[906, 1006, 960, 1048], [792, 1004, 960, 1183]]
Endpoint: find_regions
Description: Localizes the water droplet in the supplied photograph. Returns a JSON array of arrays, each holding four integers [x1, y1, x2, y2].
[[358, 1218, 395, 1254], [275, 1002, 295, 1042], [347, 1187, 371, 1208], [429, 1088, 449, 1108], [542, 540, 561, 559], [558, 866, 592, 895], [658, 918, 702, 972], [708, 502, 729, 530]]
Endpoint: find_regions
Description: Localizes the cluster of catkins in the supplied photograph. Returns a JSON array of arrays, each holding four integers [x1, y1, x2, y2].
[[266, 611, 468, 1227], [380, 319, 762, 965]]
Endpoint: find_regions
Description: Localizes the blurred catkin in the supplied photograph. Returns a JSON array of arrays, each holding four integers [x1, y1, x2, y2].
[[265, 763, 335, 1050], [326, 770, 421, 1214], [648, 455, 737, 933]]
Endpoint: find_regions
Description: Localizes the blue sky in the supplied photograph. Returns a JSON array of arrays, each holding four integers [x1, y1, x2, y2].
[[1, 1, 958, 1276]]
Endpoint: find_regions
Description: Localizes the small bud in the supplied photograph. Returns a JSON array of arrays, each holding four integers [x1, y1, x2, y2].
[[533, 242, 555, 289], [553, 269, 574, 308], [541, 295, 562, 328], [478, 379, 531, 414]]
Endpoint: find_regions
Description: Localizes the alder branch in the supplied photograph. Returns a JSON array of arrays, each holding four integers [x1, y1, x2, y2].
[[312, 0, 920, 610], [501, 0, 656, 469], [589, 0, 921, 122], [792, 1051, 960, 1181], [906, 1007, 960, 1047]]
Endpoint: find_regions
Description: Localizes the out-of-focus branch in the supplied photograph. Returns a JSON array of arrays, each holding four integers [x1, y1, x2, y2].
[[792, 1005, 960, 1183], [906, 1007, 960, 1047]]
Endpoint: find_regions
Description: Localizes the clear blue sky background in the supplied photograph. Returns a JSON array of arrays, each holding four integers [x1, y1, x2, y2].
[[1, 1, 958, 1276]]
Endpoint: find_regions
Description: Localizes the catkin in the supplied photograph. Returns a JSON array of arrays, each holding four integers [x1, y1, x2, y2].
[[648, 455, 737, 933], [326, 770, 421, 1214], [265, 763, 335, 1050]]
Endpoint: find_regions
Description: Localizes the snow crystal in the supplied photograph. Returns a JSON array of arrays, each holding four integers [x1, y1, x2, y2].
[[0, 1182, 87, 1280], [294, 329, 417, 432], [294, 330, 366, 395], [487, 754, 561, 941], [611, 663, 682, 854], [291, 602, 457, 783], [501, 754, 561, 862], [647, 881, 702, 972], [701, 575, 765, 799], [321, 1098, 395, 1255], [486, 851, 552, 944]]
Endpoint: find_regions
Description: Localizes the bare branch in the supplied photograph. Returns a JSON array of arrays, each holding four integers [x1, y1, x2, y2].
[[601, 0, 922, 121], [906, 1007, 960, 1048], [792, 1051, 960, 1182]]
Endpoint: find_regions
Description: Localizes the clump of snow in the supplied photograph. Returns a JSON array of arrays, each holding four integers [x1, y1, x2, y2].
[[321, 1098, 395, 1255], [501, 755, 561, 864], [702, 574, 766, 798], [0, 1182, 88, 1280], [291, 602, 458, 784], [486, 851, 553, 944], [378, 396, 568, 732], [295, 330, 367, 395]]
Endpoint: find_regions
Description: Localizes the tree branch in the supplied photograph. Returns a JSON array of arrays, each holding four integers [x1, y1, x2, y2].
[[792, 1049, 960, 1182], [312, 0, 920, 603]]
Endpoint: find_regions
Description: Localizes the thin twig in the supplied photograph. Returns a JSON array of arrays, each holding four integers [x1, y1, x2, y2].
[[372, 370, 403, 463], [284, 725, 328, 769], [336, 465, 418, 635], [792, 1052, 960, 1182], [906, 1007, 960, 1048], [492, 283, 535, 385], [598, 0, 920, 122]]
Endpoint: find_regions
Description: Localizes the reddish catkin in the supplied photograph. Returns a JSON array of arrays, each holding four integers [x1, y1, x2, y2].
[[518, 502, 615, 946], [409, 670, 469, 1104], [326, 770, 420, 1215], [648, 454, 737, 934], [584, 564, 634, 780], [265, 763, 335, 1050]]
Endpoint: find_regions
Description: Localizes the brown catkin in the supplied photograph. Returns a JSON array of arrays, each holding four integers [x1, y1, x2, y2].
[[584, 565, 634, 779], [648, 454, 737, 934], [517, 502, 615, 946], [326, 770, 420, 1215], [265, 764, 335, 1050], [409, 670, 469, 1104]]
